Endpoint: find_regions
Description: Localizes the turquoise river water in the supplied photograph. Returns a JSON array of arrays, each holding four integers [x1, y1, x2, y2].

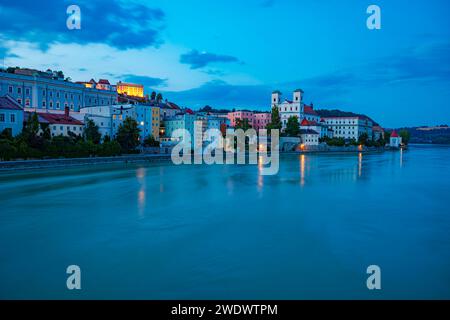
[[0, 144, 449, 299]]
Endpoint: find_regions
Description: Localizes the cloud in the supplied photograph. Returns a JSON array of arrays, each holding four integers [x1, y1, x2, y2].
[[163, 80, 271, 109], [0, 44, 19, 59], [294, 40, 450, 101], [180, 50, 240, 69], [0, 0, 165, 50], [120, 74, 168, 88]]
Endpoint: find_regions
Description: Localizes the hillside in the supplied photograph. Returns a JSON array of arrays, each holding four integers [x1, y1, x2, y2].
[[316, 109, 379, 126], [396, 126, 450, 145]]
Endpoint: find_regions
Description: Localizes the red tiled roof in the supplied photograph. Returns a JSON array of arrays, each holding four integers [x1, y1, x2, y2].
[[300, 118, 319, 126], [0, 95, 23, 110], [98, 79, 110, 85], [300, 118, 310, 126], [391, 130, 399, 138], [185, 108, 194, 115], [37, 112, 84, 125], [304, 105, 318, 116]]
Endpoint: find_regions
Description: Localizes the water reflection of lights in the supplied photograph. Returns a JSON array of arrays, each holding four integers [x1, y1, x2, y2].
[[136, 167, 146, 179], [136, 168, 147, 217], [358, 152, 363, 177], [400, 148, 403, 167], [257, 156, 264, 192], [300, 154, 305, 186]]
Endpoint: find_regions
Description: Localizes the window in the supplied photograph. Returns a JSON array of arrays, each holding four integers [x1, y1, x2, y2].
[[18, 87, 22, 94], [0, 114, 5, 122], [50, 91, 53, 97], [60, 126, 63, 131], [56, 102, 60, 109], [25, 88, 30, 95], [57, 92, 60, 98], [53, 126, 56, 130], [49, 101, 53, 108], [17, 98, 22, 105], [25, 99, 30, 106], [73, 127, 76, 131], [8, 86, 13, 93], [42, 101, 46, 107], [43, 90, 46, 96], [10, 114, 16, 123], [65, 93, 68, 99]]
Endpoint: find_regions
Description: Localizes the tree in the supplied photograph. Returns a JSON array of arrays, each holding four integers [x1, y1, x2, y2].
[[0, 139, 17, 161], [150, 91, 156, 101], [156, 93, 163, 103], [103, 135, 111, 143], [399, 129, 410, 145], [235, 118, 252, 131], [56, 70, 64, 79], [285, 116, 300, 137], [384, 131, 391, 142], [143, 135, 160, 147], [116, 117, 141, 152], [358, 133, 369, 145], [266, 106, 282, 131], [0, 128, 13, 140], [22, 112, 43, 149], [40, 123, 51, 140], [84, 119, 102, 144]]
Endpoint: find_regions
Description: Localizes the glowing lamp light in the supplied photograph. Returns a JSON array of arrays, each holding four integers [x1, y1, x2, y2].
[[140, 121, 145, 126], [300, 144, 305, 150], [358, 144, 363, 151]]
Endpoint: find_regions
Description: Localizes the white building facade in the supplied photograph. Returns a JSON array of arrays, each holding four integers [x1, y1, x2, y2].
[[271, 89, 304, 130], [322, 116, 373, 141]]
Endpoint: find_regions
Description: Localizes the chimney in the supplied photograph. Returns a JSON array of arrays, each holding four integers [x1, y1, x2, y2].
[[310, 103, 314, 109], [64, 106, 70, 118]]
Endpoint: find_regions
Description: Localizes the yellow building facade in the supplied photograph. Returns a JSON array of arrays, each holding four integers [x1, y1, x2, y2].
[[116, 82, 144, 98], [151, 106, 160, 140]]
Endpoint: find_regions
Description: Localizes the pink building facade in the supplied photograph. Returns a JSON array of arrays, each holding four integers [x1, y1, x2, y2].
[[227, 111, 254, 128], [253, 112, 271, 130]]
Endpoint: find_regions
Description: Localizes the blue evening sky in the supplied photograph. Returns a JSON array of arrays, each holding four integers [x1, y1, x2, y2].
[[0, 0, 449, 127]]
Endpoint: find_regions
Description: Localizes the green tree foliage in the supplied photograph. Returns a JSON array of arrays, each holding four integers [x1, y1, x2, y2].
[[399, 129, 410, 144], [266, 106, 282, 131], [84, 119, 102, 144], [143, 135, 160, 147], [116, 117, 141, 152], [235, 118, 253, 131], [151, 91, 156, 101], [358, 133, 369, 145], [285, 116, 300, 137], [20, 112, 47, 151], [156, 93, 163, 103]]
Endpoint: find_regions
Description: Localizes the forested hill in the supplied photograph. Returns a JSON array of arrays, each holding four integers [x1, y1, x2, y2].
[[316, 109, 379, 126], [395, 126, 450, 145]]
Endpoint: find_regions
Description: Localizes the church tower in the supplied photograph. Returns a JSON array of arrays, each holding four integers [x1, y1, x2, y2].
[[293, 89, 303, 103], [271, 90, 281, 106]]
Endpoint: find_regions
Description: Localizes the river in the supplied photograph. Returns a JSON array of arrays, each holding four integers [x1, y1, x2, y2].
[[0, 144, 449, 299]]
